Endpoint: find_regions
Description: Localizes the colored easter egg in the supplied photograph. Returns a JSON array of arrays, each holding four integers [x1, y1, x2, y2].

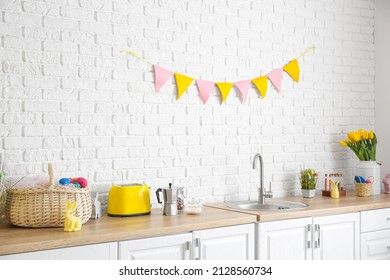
[[72, 182, 81, 188], [355, 176, 367, 183], [355, 176, 366, 183], [74, 177, 88, 188], [59, 178, 71, 185], [366, 179, 372, 184], [354, 176, 361, 183]]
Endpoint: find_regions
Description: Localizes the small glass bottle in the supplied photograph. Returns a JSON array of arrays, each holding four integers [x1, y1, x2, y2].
[[177, 187, 185, 211]]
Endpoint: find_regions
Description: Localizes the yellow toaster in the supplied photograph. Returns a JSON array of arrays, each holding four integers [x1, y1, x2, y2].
[[107, 183, 151, 216]]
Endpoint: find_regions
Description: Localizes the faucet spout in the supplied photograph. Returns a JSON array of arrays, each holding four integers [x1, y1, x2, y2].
[[253, 153, 272, 204]]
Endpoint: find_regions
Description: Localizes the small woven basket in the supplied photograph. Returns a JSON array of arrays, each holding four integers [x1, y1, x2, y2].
[[354, 182, 372, 197], [5, 185, 92, 228]]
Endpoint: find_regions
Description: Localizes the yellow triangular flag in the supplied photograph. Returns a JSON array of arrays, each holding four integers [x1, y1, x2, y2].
[[215, 82, 233, 104], [251, 76, 268, 99], [174, 73, 194, 100], [283, 59, 300, 83]]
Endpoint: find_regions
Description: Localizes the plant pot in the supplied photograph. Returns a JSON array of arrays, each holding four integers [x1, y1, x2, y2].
[[355, 161, 381, 195], [301, 189, 316, 198]]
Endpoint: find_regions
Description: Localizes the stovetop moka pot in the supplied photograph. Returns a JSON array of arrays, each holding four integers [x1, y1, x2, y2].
[[156, 183, 178, 216]]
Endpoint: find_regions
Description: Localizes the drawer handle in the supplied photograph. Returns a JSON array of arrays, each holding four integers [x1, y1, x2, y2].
[[387, 246, 390, 250], [387, 217, 390, 221]]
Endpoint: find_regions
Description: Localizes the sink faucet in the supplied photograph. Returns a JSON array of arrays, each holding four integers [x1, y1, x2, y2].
[[252, 153, 273, 204]]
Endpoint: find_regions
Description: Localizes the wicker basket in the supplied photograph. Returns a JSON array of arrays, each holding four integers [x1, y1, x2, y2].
[[5, 185, 92, 228], [354, 182, 372, 197]]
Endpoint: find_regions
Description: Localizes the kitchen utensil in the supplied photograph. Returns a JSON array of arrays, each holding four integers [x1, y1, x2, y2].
[[107, 183, 151, 217], [156, 183, 178, 216]]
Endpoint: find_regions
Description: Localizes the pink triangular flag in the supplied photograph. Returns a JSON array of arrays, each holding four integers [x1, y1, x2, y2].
[[267, 68, 283, 93], [234, 80, 251, 103], [196, 80, 214, 104], [153, 65, 172, 93]]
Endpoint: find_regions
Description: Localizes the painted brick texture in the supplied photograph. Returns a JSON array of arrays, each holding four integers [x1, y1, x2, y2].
[[0, 0, 375, 206]]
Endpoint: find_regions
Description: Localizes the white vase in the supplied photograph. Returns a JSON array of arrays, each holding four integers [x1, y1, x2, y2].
[[355, 161, 381, 195], [301, 189, 316, 198]]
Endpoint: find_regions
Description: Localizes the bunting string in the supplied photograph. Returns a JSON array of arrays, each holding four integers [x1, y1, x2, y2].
[[121, 46, 315, 104], [296, 46, 316, 60]]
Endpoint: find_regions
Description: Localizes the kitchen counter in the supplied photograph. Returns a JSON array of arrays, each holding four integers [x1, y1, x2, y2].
[[206, 194, 390, 222], [0, 206, 256, 256], [1, 194, 390, 256]]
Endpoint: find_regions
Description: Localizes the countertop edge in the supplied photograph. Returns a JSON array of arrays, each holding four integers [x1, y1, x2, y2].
[[0, 208, 256, 256]]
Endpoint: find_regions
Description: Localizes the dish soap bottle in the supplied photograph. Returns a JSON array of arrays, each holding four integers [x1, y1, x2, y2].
[[330, 179, 340, 199]]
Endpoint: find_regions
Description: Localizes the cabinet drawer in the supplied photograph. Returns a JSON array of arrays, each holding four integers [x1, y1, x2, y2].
[[361, 208, 390, 233], [361, 230, 390, 260]]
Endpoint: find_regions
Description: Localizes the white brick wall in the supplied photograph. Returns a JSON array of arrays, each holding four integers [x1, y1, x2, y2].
[[0, 0, 375, 206]]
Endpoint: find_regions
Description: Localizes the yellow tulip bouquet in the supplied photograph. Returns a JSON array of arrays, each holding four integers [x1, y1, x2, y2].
[[339, 129, 377, 161]]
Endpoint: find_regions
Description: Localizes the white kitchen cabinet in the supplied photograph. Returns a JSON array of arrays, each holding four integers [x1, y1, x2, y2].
[[193, 223, 255, 260], [119, 233, 192, 260], [257, 213, 360, 260], [256, 217, 312, 260], [360, 208, 390, 260], [0, 242, 117, 260], [118, 224, 255, 260], [312, 213, 360, 260]]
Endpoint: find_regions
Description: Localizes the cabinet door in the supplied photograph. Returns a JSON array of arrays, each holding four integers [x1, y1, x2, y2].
[[313, 212, 360, 260], [118, 233, 192, 260], [361, 229, 390, 260], [0, 242, 117, 260], [257, 217, 312, 260], [193, 224, 254, 260]]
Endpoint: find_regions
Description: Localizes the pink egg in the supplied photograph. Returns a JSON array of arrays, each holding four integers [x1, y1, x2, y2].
[[74, 177, 88, 188], [366, 179, 372, 184]]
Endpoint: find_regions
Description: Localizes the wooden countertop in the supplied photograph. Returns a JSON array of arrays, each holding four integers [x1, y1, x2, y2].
[[0, 207, 256, 256], [1, 194, 390, 256], [205, 194, 390, 222]]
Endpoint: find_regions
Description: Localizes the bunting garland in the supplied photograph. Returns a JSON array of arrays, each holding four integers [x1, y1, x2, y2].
[[174, 73, 194, 100], [153, 65, 172, 92], [234, 80, 251, 103], [121, 46, 315, 105], [196, 80, 214, 104], [283, 59, 300, 83], [251, 76, 268, 99], [267, 68, 283, 93], [216, 82, 233, 104]]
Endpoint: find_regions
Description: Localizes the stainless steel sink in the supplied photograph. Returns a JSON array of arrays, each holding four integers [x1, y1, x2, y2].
[[227, 200, 308, 211]]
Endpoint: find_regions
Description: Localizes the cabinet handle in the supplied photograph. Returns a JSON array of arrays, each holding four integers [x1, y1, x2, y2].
[[314, 224, 321, 248], [194, 238, 201, 260], [317, 224, 321, 248], [387, 246, 390, 250], [185, 241, 191, 260], [386, 217, 390, 221], [307, 224, 312, 249]]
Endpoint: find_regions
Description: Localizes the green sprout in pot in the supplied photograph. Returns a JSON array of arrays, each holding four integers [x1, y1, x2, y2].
[[300, 169, 318, 190]]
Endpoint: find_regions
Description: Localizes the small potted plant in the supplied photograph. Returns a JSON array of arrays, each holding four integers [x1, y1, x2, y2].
[[300, 169, 318, 198]]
